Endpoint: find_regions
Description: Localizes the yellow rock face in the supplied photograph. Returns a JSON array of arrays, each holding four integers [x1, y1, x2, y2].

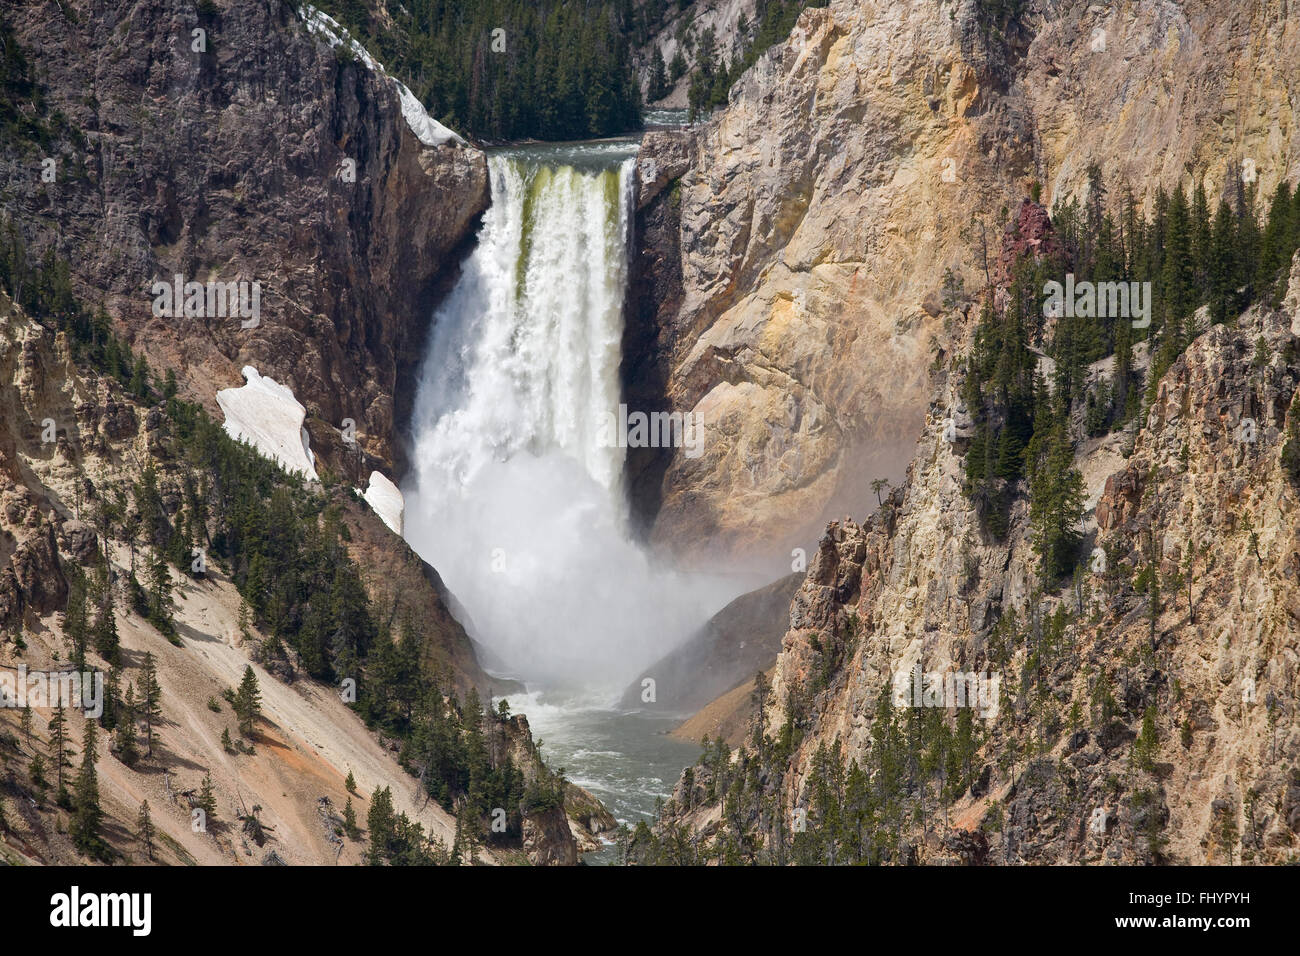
[[646, 0, 1300, 563]]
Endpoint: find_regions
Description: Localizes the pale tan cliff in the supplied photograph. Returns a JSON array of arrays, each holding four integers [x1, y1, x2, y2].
[[660, 249, 1300, 864], [639, 0, 1300, 562], [0, 295, 591, 866]]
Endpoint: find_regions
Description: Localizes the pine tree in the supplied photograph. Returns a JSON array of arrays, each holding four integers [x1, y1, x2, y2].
[[1161, 183, 1194, 333], [145, 549, 174, 632], [116, 682, 139, 766], [47, 703, 73, 804], [1257, 180, 1294, 305], [647, 46, 668, 102], [64, 568, 90, 670], [233, 665, 262, 737], [1281, 411, 1300, 487], [101, 666, 121, 732], [93, 572, 120, 663], [345, 769, 357, 794], [198, 770, 217, 820], [29, 752, 48, 795], [1234, 175, 1261, 302], [1191, 179, 1212, 292], [129, 353, 150, 399], [137, 800, 156, 861], [138, 652, 162, 757], [71, 719, 104, 857], [1208, 198, 1237, 325], [367, 786, 397, 865], [343, 796, 359, 840], [1134, 705, 1159, 771], [1028, 423, 1086, 581], [669, 48, 687, 82]]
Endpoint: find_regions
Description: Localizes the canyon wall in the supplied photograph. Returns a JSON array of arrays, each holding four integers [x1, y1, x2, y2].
[[659, 242, 1300, 863], [0, 0, 488, 472], [632, 0, 1300, 563]]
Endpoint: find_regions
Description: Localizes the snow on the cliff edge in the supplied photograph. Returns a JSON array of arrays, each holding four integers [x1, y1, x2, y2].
[[298, 5, 464, 147], [216, 366, 319, 481], [358, 471, 404, 536]]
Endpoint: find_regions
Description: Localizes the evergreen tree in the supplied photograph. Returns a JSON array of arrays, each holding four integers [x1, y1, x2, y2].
[[197, 770, 217, 821], [367, 786, 397, 865], [1191, 179, 1212, 294], [1257, 180, 1295, 305], [64, 567, 90, 670], [128, 354, 150, 399], [343, 796, 359, 840], [1233, 175, 1261, 303], [138, 652, 162, 757], [116, 682, 139, 767], [71, 719, 104, 857], [646, 46, 668, 102], [1161, 184, 1195, 333], [233, 665, 262, 737], [1208, 198, 1237, 325], [1134, 704, 1159, 771], [1028, 423, 1085, 580], [145, 548, 174, 634], [29, 752, 48, 796], [669, 48, 687, 82], [93, 577, 120, 664], [137, 800, 156, 861], [47, 703, 73, 804]]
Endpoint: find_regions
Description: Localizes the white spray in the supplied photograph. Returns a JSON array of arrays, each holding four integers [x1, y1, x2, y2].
[[403, 148, 736, 696]]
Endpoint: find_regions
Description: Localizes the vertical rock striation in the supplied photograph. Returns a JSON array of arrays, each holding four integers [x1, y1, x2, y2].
[[631, 0, 1300, 562], [1, 0, 489, 468]]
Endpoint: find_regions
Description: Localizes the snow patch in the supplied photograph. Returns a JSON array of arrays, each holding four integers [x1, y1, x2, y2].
[[358, 471, 404, 535], [298, 5, 464, 147], [393, 81, 461, 148], [217, 366, 319, 481]]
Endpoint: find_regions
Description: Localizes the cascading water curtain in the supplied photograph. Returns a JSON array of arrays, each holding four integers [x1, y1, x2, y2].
[[404, 148, 731, 695]]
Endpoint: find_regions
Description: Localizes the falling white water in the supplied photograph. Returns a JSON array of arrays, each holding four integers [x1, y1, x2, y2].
[[403, 143, 735, 697]]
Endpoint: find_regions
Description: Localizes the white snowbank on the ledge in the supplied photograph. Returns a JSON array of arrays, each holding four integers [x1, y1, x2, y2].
[[217, 366, 319, 481], [393, 81, 461, 148], [358, 471, 404, 535], [299, 4, 464, 147]]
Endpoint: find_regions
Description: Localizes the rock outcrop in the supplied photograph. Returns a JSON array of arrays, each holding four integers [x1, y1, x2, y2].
[[635, 0, 758, 108], [487, 713, 615, 863], [631, 0, 1300, 562], [0, 0, 489, 470], [658, 245, 1300, 864], [620, 570, 803, 716]]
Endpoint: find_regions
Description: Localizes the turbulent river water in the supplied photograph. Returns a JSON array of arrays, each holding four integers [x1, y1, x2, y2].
[[402, 140, 740, 861]]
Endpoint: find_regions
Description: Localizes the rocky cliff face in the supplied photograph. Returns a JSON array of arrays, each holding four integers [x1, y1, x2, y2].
[[487, 713, 617, 862], [1, 0, 488, 472], [619, 570, 803, 715], [632, 0, 1300, 562], [658, 242, 1300, 864], [0, 293, 602, 865], [635, 0, 758, 108]]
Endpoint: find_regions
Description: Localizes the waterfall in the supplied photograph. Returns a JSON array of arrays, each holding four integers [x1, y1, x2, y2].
[[403, 145, 730, 696]]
